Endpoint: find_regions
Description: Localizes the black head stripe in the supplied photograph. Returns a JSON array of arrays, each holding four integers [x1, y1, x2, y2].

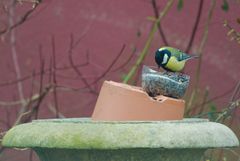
[[155, 49, 171, 67]]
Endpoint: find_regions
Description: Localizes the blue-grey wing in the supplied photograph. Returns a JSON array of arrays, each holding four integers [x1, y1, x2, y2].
[[178, 53, 198, 61]]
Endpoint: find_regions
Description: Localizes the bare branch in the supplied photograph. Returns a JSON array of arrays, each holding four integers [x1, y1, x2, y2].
[[32, 46, 45, 119], [51, 35, 59, 118], [0, 61, 89, 87], [0, 0, 40, 35], [188, 84, 236, 112], [90, 44, 126, 85], [151, 0, 169, 46], [8, 0, 26, 107], [215, 82, 240, 122], [185, 0, 204, 53], [123, 0, 174, 84], [48, 103, 65, 118], [112, 46, 136, 72], [229, 81, 240, 103], [224, 20, 240, 44], [186, 0, 216, 112], [68, 34, 98, 95], [13, 84, 52, 125], [195, 0, 216, 87], [215, 99, 240, 122]]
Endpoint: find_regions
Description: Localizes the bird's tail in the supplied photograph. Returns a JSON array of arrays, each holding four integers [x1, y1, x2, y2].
[[190, 55, 199, 59], [182, 54, 199, 61]]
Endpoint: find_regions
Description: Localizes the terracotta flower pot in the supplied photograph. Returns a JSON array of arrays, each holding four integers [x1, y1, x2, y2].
[[92, 81, 185, 121]]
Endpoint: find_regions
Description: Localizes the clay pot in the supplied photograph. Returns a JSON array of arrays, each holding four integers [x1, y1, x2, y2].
[[92, 81, 185, 121]]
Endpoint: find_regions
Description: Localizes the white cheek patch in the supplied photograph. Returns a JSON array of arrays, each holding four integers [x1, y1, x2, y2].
[[162, 54, 168, 64]]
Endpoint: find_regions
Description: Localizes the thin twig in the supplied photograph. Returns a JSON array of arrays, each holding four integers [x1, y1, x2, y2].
[[0, 61, 89, 87], [8, 0, 26, 108], [13, 85, 52, 125], [0, 100, 25, 106], [51, 35, 59, 118], [69, 16, 95, 51], [195, 0, 216, 87], [215, 82, 240, 122], [187, 84, 236, 114], [123, 0, 174, 84], [230, 81, 240, 102], [192, 86, 209, 116], [0, 0, 40, 35], [223, 20, 240, 44], [90, 44, 126, 85], [195, 101, 239, 123], [215, 99, 240, 122], [151, 0, 169, 46], [68, 34, 126, 90], [24, 71, 36, 121], [111, 46, 136, 72], [33, 46, 45, 119], [0, 85, 92, 107], [48, 103, 65, 118], [193, 111, 221, 118], [185, 0, 204, 53], [68, 34, 98, 95], [186, 0, 216, 112]]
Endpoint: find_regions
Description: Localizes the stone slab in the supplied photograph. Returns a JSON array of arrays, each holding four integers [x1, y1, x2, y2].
[[3, 118, 239, 149]]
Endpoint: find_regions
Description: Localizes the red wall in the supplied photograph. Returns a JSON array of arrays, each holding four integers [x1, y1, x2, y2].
[[0, 1, 239, 160]]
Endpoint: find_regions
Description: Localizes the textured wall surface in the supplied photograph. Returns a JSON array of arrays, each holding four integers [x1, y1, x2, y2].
[[0, 1, 239, 160], [0, 1, 239, 114]]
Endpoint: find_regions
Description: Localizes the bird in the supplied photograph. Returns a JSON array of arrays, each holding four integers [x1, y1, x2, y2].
[[155, 46, 198, 72]]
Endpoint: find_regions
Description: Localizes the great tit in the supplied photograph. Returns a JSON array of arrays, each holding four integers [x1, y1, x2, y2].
[[155, 46, 198, 72]]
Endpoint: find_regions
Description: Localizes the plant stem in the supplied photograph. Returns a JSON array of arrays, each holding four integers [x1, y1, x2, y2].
[[186, 0, 216, 113], [185, 0, 204, 53], [195, 0, 216, 88], [8, 0, 26, 111], [122, 0, 174, 84], [151, 0, 169, 46]]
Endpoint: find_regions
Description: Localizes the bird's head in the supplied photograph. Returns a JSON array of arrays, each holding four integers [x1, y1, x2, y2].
[[155, 47, 171, 68]]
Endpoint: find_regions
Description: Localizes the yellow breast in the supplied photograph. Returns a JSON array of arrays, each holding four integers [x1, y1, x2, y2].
[[165, 57, 186, 72]]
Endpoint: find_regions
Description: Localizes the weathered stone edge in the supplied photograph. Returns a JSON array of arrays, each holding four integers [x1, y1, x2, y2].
[[2, 118, 239, 149]]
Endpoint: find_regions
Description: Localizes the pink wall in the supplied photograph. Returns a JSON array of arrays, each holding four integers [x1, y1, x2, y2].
[[0, 1, 239, 160]]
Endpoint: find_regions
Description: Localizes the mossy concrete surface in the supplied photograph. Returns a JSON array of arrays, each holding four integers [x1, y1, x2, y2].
[[3, 118, 239, 149], [2, 118, 239, 161]]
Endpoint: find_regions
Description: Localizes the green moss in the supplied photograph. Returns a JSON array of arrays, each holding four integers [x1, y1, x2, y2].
[[2, 118, 239, 161], [3, 118, 239, 149]]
